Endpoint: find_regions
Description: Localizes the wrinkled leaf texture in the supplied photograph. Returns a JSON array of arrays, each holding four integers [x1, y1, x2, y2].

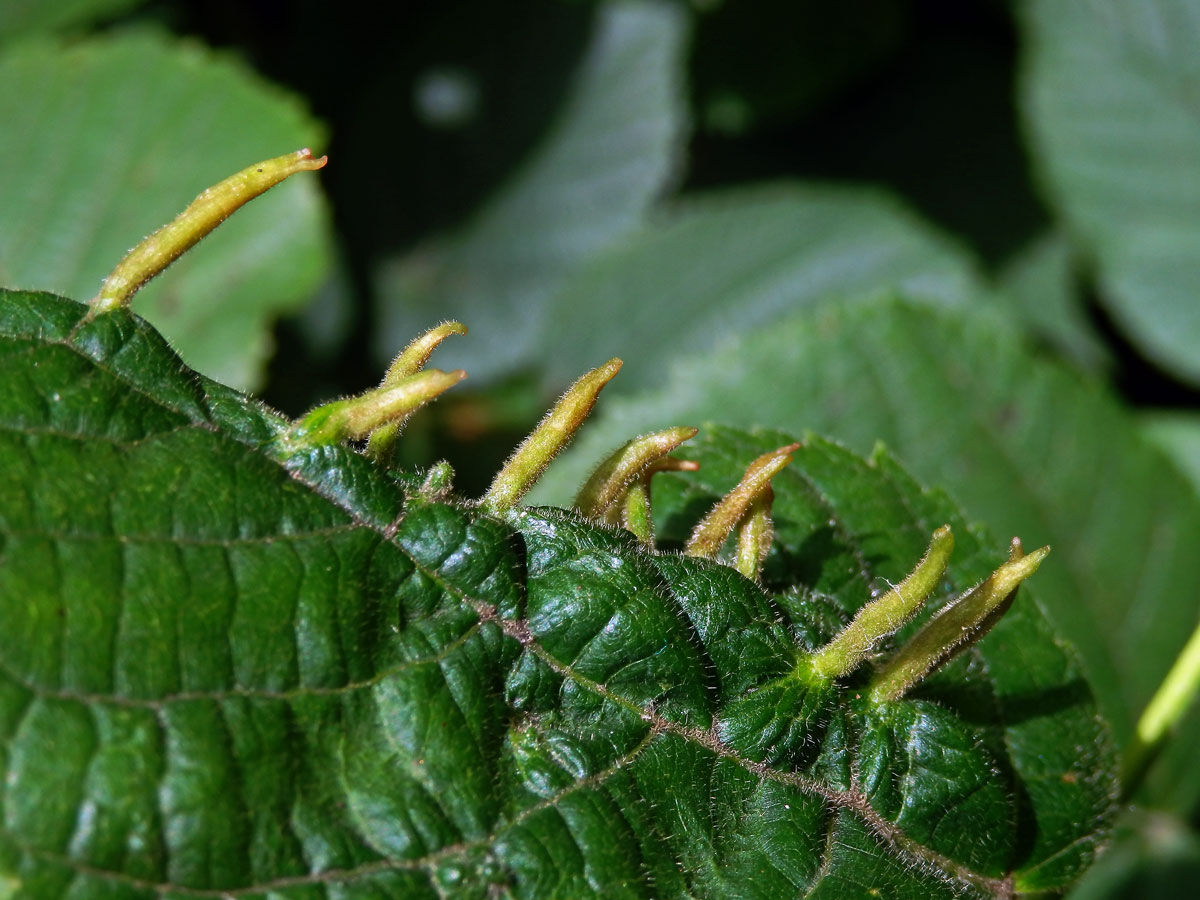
[[0, 290, 1115, 898]]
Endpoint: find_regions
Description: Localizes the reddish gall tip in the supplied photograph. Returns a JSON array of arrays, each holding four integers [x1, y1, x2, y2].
[[296, 148, 328, 169]]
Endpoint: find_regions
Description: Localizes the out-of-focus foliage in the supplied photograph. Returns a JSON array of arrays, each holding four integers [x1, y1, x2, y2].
[[1143, 413, 1200, 493], [0, 31, 331, 390], [0, 0, 145, 42], [4, 0, 1200, 895], [539, 183, 982, 389], [1021, 0, 1200, 386], [994, 231, 1111, 374], [1069, 812, 1200, 900], [375, 0, 688, 381]]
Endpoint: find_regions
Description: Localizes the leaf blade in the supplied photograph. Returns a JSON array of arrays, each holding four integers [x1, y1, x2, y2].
[[537, 297, 1200, 811], [541, 183, 984, 390]]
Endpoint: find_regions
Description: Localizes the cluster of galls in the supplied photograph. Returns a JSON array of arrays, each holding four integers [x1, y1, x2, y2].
[[283, 320, 1049, 705], [87, 147, 1048, 709]]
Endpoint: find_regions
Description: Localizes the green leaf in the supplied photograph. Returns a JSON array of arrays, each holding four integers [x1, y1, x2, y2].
[[994, 232, 1110, 373], [535, 297, 1200, 807], [1142, 412, 1200, 496], [539, 183, 984, 389], [0, 31, 332, 390], [0, 289, 1115, 897], [1020, 0, 1200, 385], [374, 0, 688, 382], [646, 425, 1117, 890], [0, 0, 144, 42]]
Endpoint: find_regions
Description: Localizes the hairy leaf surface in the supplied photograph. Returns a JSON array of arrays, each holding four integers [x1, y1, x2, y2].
[[0, 290, 1116, 897]]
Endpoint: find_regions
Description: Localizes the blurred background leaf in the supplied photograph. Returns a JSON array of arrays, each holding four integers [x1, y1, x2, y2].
[[0, 30, 332, 389], [1069, 812, 1200, 900], [1142, 413, 1200, 493], [0, 0, 146, 41], [1021, 0, 1200, 386], [373, 0, 688, 382], [994, 231, 1112, 374], [687, 0, 905, 137], [539, 182, 982, 389]]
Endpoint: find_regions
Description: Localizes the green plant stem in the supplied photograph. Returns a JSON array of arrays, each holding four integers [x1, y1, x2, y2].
[[734, 488, 773, 582], [1123, 616, 1200, 799], [288, 369, 465, 447], [621, 480, 654, 544], [367, 321, 467, 463], [868, 545, 1048, 702], [575, 426, 697, 518]]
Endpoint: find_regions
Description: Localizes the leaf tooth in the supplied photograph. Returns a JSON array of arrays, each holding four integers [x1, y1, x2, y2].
[[868, 543, 1050, 703], [287, 368, 466, 449], [483, 359, 622, 511], [684, 443, 799, 559], [809, 526, 955, 679], [419, 460, 456, 499], [368, 321, 467, 462], [575, 426, 698, 519], [89, 148, 327, 315]]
